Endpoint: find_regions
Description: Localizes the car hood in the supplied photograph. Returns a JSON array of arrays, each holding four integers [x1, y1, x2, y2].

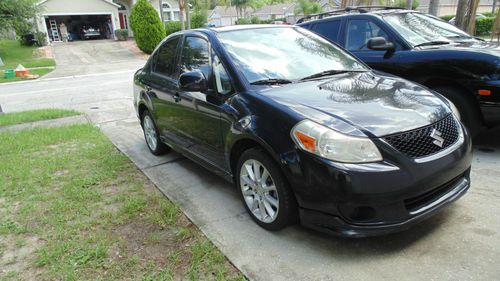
[[433, 40, 500, 56], [258, 71, 451, 137]]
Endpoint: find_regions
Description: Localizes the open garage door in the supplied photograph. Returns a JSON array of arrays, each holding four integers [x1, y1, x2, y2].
[[45, 14, 113, 42]]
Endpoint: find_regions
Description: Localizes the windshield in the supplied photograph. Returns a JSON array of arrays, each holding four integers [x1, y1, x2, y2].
[[217, 27, 367, 83], [383, 12, 473, 46]]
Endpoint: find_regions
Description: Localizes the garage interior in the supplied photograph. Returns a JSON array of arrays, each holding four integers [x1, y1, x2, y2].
[[45, 14, 113, 42]]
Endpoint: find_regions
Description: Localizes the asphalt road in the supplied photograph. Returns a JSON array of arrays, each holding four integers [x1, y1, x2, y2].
[[0, 42, 499, 281]]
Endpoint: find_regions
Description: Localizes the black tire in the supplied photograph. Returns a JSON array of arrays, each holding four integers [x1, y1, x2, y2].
[[236, 147, 298, 231], [433, 86, 483, 138], [141, 110, 169, 156]]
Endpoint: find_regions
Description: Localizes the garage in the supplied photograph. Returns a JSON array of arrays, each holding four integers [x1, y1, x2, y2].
[[35, 0, 122, 43], [44, 15, 113, 41]]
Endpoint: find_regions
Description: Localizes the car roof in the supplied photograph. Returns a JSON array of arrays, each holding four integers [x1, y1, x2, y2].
[[296, 7, 419, 24], [206, 24, 293, 33]]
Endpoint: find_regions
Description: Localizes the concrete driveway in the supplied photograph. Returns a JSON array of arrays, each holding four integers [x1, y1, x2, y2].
[[1, 72, 499, 281], [44, 40, 146, 78]]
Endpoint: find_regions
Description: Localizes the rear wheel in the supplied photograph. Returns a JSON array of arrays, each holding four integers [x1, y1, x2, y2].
[[141, 110, 169, 155], [433, 86, 483, 137], [236, 148, 297, 230]]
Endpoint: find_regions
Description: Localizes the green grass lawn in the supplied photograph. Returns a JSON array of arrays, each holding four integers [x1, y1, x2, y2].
[[0, 123, 244, 280], [0, 109, 80, 127], [0, 40, 56, 83]]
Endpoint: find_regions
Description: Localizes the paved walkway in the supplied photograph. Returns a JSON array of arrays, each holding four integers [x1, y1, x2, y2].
[[1, 70, 499, 280]]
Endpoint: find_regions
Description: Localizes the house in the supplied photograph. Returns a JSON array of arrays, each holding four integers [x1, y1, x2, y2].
[[35, 0, 180, 43], [252, 3, 296, 21], [208, 6, 241, 27], [416, 0, 495, 16]]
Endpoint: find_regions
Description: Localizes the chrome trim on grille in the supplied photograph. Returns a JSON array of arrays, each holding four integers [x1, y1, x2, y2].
[[414, 117, 464, 163]]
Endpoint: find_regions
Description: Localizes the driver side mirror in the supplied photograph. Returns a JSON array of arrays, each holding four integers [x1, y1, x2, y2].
[[367, 37, 395, 51], [179, 70, 208, 92]]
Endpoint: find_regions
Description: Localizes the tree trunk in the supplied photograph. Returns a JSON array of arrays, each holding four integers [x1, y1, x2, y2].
[[428, 0, 439, 16], [340, 0, 348, 9], [159, 0, 164, 23], [406, 0, 413, 9], [179, 0, 185, 30], [466, 0, 480, 34], [186, 1, 191, 29], [455, 0, 468, 30]]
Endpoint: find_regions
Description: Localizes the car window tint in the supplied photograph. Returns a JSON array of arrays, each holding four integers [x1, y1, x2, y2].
[[346, 19, 389, 51], [213, 55, 232, 95], [313, 20, 341, 41], [180, 36, 210, 79], [154, 36, 180, 77]]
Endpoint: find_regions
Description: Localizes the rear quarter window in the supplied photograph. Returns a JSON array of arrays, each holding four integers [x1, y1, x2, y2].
[[312, 20, 341, 42]]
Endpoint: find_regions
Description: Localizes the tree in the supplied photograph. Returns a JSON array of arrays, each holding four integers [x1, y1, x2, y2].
[[294, 0, 323, 16], [130, 0, 165, 54], [0, 0, 39, 34], [454, 0, 480, 33], [428, 0, 439, 16]]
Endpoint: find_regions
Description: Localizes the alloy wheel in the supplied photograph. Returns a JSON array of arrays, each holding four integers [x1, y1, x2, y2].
[[240, 159, 279, 223], [143, 115, 158, 151]]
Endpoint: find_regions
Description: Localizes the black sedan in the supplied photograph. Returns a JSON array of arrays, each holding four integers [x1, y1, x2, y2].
[[133, 25, 472, 237], [298, 7, 500, 137]]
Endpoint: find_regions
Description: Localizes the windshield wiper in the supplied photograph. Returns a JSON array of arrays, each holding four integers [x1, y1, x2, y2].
[[414, 41, 451, 48], [300, 69, 366, 81], [250, 78, 293, 85]]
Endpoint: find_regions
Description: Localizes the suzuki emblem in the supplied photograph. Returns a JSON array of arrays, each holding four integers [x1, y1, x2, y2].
[[430, 129, 444, 147]]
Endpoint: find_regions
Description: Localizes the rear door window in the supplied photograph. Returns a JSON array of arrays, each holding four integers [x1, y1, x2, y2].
[[153, 36, 180, 77], [312, 20, 341, 42]]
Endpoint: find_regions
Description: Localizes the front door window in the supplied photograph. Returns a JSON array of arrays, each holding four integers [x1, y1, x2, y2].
[[346, 19, 389, 51]]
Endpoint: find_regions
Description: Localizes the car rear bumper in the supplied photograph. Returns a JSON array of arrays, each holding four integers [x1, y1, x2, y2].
[[282, 121, 472, 237]]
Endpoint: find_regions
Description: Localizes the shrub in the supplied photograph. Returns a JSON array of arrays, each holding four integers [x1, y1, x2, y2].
[[394, 0, 419, 10], [129, 0, 165, 54], [165, 21, 181, 37], [236, 18, 251, 25], [34, 31, 48, 46], [114, 29, 128, 41], [440, 15, 454, 22], [475, 17, 495, 36], [191, 9, 208, 28], [251, 16, 260, 24]]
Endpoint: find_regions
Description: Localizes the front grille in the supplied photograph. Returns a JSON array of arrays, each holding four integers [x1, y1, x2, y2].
[[383, 114, 459, 158]]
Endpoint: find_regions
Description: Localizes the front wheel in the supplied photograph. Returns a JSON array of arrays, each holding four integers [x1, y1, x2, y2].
[[236, 148, 297, 230], [141, 110, 169, 156]]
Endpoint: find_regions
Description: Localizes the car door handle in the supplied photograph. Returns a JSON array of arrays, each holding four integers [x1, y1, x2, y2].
[[173, 93, 182, 103]]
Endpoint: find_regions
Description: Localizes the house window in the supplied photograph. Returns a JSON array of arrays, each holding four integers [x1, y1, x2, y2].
[[162, 2, 171, 9], [164, 12, 172, 21], [173, 11, 180, 20]]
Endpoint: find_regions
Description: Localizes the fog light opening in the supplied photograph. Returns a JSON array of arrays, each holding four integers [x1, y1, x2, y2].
[[350, 206, 376, 222]]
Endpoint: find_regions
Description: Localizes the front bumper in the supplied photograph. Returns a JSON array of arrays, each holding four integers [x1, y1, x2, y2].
[[282, 123, 473, 237]]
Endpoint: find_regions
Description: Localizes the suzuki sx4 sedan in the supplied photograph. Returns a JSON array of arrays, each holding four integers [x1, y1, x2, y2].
[[133, 25, 472, 237]]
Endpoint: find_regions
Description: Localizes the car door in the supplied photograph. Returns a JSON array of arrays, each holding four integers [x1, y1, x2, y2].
[[172, 35, 231, 168], [341, 17, 401, 73], [142, 36, 184, 145]]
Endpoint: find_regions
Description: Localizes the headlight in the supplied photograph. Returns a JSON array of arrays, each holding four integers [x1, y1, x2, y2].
[[291, 120, 382, 163], [448, 100, 461, 121]]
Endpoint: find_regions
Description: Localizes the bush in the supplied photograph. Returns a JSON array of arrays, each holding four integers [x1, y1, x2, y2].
[[475, 17, 495, 36], [394, 0, 419, 10], [34, 32, 48, 46], [129, 0, 165, 54], [236, 18, 251, 25], [114, 29, 128, 41], [440, 15, 454, 22], [251, 16, 260, 24], [191, 9, 208, 28], [165, 21, 181, 36]]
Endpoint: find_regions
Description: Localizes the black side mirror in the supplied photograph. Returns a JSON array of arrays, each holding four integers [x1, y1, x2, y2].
[[367, 37, 395, 51], [179, 70, 208, 92]]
